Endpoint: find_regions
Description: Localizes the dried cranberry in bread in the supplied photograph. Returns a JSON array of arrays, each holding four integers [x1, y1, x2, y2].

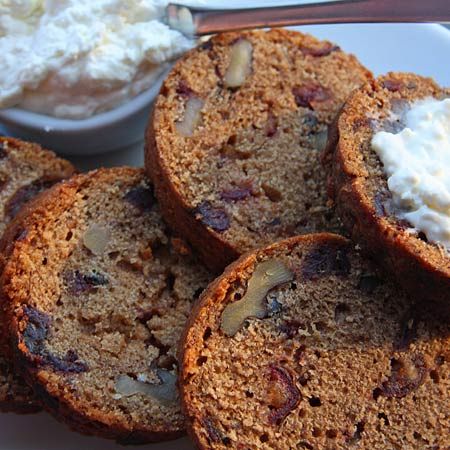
[[180, 233, 449, 449], [0, 137, 75, 413], [325, 73, 450, 313], [1, 167, 212, 443], [146, 29, 372, 271]]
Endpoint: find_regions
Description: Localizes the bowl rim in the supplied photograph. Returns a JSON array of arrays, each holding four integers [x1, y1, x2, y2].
[[0, 67, 170, 134]]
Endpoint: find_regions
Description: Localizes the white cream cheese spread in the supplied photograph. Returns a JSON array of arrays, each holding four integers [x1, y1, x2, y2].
[[372, 97, 450, 250], [0, 0, 194, 118]]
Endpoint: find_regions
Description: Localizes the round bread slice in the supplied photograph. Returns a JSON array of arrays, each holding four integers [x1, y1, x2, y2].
[[325, 73, 450, 313], [146, 29, 373, 272], [180, 233, 449, 449], [0, 167, 212, 443], [0, 136, 75, 413]]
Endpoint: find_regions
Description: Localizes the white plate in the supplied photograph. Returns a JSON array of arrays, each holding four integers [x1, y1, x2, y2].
[[1, 23, 449, 450]]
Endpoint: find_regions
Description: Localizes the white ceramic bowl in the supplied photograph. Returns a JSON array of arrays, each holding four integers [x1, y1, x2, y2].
[[0, 68, 170, 156]]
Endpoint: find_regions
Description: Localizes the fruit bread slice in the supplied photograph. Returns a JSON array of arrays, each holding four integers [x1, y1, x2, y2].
[[325, 73, 450, 313], [180, 233, 449, 449], [146, 29, 373, 272], [0, 137, 75, 413], [0, 167, 212, 443]]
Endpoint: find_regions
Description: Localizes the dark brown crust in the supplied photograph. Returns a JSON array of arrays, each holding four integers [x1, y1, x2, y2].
[[0, 136, 76, 414], [145, 29, 372, 273], [327, 73, 450, 315], [0, 168, 183, 443], [179, 233, 348, 449]]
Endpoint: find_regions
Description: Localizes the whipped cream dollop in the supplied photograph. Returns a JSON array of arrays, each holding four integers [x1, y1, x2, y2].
[[0, 0, 194, 119], [372, 97, 450, 250]]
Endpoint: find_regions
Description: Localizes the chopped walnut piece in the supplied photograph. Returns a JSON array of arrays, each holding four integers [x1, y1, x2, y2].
[[176, 96, 204, 137], [378, 354, 427, 398], [220, 259, 294, 336], [114, 369, 177, 405], [83, 223, 110, 255], [224, 39, 253, 88]]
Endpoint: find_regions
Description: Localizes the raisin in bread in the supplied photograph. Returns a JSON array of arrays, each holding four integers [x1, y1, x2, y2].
[[0, 137, 75, 413], [146, 29, 372, 272], [325, 73, 450, 313], [180, 233, 449, 449], [0, 167, 212, 443]]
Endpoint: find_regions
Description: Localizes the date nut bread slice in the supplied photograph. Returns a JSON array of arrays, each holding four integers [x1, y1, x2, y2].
[[325, 73, 450, 312], [0, 137, 75, 413], [180, 233, 449, 450], [146, 29, 372, 272], [0, 167, 212, 443]]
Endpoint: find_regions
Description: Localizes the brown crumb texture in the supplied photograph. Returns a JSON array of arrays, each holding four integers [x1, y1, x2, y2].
[[325, 73, 450, 312], [0, 136, 75, 414], [1, 167, 212, 442], [146, 29, 373, 271], [180, 233, 449, 450]]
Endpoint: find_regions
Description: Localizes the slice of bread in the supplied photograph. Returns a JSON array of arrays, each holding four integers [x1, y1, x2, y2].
[[1, 167, 212, 443], [180, 233, 449, 449], [0, 137, 75, 413], [146, 29, 372, 272], [325, 73, 450, 313]]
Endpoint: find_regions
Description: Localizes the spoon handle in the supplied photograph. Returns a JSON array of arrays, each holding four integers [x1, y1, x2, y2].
[[168, 0, 450, 37]]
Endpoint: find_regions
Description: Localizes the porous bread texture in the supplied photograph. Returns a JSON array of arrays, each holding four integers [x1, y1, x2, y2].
[[325, 73, 450, 313], [0, 137, 75, 413], [180, 233, 449, 450], [1, 167, 212, 443], [146, 29, 373, 272]]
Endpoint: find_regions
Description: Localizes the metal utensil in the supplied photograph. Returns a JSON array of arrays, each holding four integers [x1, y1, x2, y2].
[[167, 0, 450, 37]]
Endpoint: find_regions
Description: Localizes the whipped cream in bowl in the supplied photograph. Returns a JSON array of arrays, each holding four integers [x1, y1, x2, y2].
[[372, 97, 450, 251], [0, 0, 197, 154]]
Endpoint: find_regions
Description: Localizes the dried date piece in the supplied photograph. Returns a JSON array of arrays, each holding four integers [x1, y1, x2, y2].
[[63, 270, 109, 295], [265, 111, 278, 137], [124, 186, 155, 212], [293, 83, 331, 110], [378, 354, 427, 398], [5, 178, 55, 220], [302, 244, 351, 280], [202, 417, 224, 444], [194, 201, 230, 232], [220, 183, 253, 202], [22, 306, 88, 373], [176, 80, 194, 97], [300, 43, 340, 57], [381, 79, 404, 92], [267, 365, 300, 425]]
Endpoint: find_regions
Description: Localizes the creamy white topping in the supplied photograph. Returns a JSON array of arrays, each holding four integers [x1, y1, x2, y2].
[[0, 0, 194, 118], [372, 97, 450, 250]]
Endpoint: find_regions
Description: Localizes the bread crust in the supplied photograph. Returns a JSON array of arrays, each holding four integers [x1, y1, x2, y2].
[[0, 136, 75, 414], [326, 73, 450, 314]]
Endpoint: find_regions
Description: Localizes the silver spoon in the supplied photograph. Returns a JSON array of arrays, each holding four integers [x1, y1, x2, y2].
[[167, 0, 450, 37]]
